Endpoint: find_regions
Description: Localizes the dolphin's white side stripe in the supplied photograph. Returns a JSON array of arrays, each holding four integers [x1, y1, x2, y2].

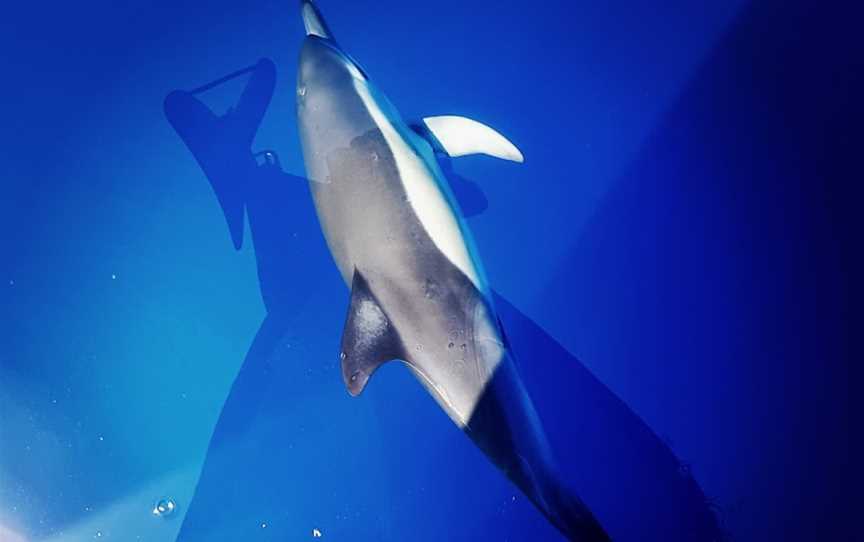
[[353, 81, 484, 290], [423, 116, 524, 163]]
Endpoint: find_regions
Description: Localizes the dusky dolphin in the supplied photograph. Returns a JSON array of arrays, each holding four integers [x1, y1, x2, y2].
[[295, 2, 609, 540]]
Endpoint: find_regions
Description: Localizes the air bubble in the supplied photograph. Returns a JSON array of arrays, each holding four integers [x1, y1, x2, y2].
[[152, 498, 177, 518]]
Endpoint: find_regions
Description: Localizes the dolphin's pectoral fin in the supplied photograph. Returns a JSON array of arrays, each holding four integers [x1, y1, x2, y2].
[[412, 116, 525, 163], [340, 270, 404, 396]]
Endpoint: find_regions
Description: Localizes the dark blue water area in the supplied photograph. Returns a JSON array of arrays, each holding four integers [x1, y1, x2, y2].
[[0, 1, 855, 541]]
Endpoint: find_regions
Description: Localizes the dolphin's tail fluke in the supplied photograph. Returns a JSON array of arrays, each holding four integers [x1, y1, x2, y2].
[[467, 356, 610, 541], [301, 0, 333, 39]]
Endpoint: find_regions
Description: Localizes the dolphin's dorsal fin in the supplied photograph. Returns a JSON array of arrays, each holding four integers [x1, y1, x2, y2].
[[416, 116, 524, 163], [340, 270, 403, 396]]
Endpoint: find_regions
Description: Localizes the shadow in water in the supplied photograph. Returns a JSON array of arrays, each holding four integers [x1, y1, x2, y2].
[[537, 1, 854, 540], [165, 59, 393, 540], [495, 294, 724, 541], [439, 156, 488, 217], [164, 58, 277, 251], [164, 57, 725, 541]]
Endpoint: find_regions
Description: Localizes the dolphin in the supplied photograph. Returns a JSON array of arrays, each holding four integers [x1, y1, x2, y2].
[[295, 2, 609, 540]]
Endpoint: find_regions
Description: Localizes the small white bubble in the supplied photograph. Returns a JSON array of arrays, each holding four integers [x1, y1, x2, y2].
[[152, 497, 177, 518], [261, 522, 267, 529], [111, 274, 116, 280]]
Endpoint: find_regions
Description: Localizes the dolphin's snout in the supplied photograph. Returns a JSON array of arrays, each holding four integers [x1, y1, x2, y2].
[[301, 0, 333, 39], [297, 1, 368, 91]]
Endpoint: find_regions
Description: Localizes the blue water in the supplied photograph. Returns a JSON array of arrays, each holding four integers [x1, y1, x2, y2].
[[0, 1, 853, 541]]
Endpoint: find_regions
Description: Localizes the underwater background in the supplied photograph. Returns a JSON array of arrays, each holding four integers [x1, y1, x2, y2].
[[0, 0, 854, 541]]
